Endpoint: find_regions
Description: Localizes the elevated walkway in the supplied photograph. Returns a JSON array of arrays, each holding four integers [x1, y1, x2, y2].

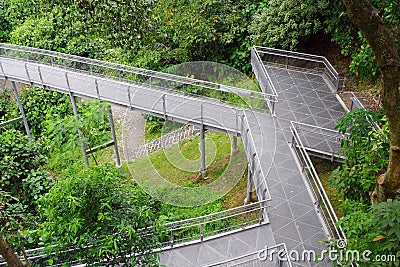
[[0, 44, 348, 267]]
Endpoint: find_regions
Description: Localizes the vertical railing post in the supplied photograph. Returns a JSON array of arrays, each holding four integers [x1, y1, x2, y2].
[[162, 94, 167, 120], [38, 66, 44, 88], [170, 229, 174, 248], [200, 124, 207, 176], [66, 73, 89, 167], [11, 81, 32, 140], [24, 63, 32, 85], [200, 218, 205, 242], [108, 106, 121, 167], [200, 103, 207, 176], [245, 164, 253, 204], [0, 59, 6, 78], [95, 79, 100, 100], [259, 200, 264, 224]]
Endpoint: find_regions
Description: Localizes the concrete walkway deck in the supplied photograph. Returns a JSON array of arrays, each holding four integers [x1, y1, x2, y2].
[[160, 66, 346, 267]]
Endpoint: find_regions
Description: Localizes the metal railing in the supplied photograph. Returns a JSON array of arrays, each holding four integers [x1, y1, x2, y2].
[[157, 199, 269, 249], [240, 113, 271, 204], [350, 92, 382, 111], [290, 121, 345, 240], [0, 116, 22, 127], [207, 243, 292, 267], [291, 122, 348, 162], [253, 46, 340, 93], [251, 48, 278, 115], [0, 43, 268, 112], [0, 199, 269, 266]]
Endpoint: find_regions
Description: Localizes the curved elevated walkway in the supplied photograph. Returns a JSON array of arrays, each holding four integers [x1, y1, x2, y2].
[[0, 44, 347, 267]]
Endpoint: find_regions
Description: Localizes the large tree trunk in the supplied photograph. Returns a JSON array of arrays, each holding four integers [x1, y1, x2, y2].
[[341, 0, 400, 204], [0, 236, 24, 267]]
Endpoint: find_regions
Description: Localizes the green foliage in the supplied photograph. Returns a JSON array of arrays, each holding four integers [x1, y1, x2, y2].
[[10, 14, 55, 50], [37, 164, 162, 266], [330, 109, 389, 203], [18, 86, 71, 137], [250, 0, 323, 50], [45, 99, 110, 151], [0, 0, 37, 42], [0, 129, 53, 256], [0, 191, 34, 252], [349, 33, 380, 80], [338, 199, 400, 266], [322, 0, 398, 81], [321, 0, 360, 57], [143, 114, 165, 135], [159, 198, 225, 222], [0, 88, 18, 125], [0, 129, 52, 205]]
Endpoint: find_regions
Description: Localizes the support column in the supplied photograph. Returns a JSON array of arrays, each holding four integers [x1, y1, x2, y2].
[[108, 106, 121, 167], [231, 135, 238, 153], [11, 81, 32, 140], [199, 125, 207, 176], [245, 164, 253, 204], [69, 92, 89, 167]]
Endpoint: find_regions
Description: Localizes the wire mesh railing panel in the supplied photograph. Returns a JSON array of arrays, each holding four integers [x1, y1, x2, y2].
[[291, 122, 348, 161], [253, 46, 340, 92], [0, 43, 268, 112], [290, 121, 345, 240], [159, 199, 269, 248], [240, 113, 271, 204]]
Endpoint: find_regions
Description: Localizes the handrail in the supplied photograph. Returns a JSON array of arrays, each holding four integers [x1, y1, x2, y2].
[[240, 112, 271, 202], [158, 199, 269, 248], [253, 46, 340, 92], [290, 121, 345, 240], [0, 43, 268, 108], [251, 48, 278, 115], [350, 92, 382, 112], [206, 243, 292, 267], [0, 199, 270, 266]]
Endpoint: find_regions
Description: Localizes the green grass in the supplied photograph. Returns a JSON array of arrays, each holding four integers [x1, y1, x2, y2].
[[129, 131, 245, 186], [311, 156, 343, 217], [125, 131, 252, 220]]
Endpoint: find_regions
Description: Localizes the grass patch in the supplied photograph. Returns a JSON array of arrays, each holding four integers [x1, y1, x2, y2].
[[311, 156, 343, 217], [129, 131, 244, 186]]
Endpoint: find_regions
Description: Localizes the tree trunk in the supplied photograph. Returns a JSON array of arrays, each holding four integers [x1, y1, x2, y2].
[[0, 236, 24, 267], [341, 0, 400, 204]]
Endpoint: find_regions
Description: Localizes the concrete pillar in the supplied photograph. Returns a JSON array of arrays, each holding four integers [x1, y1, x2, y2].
[[108, 106, 121, 167], [199, 125, 207, 176], [231, 135, 238, 153], [11, 81, 32, 140], [69, 92, 89, 167]]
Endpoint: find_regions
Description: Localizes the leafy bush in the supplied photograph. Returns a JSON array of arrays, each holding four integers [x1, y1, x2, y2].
[[0, 88, 18, 127], [330, 109, 389, 203], [19, 86, 71, 137], [37, 164, 162, 266], [250, 0, 324, 50], [349, 33, 380, 81], [0, 129, 52, 205], [44, 99, 110, 152], [0, 129, 53, 260], [338, 199, 400, 266]]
